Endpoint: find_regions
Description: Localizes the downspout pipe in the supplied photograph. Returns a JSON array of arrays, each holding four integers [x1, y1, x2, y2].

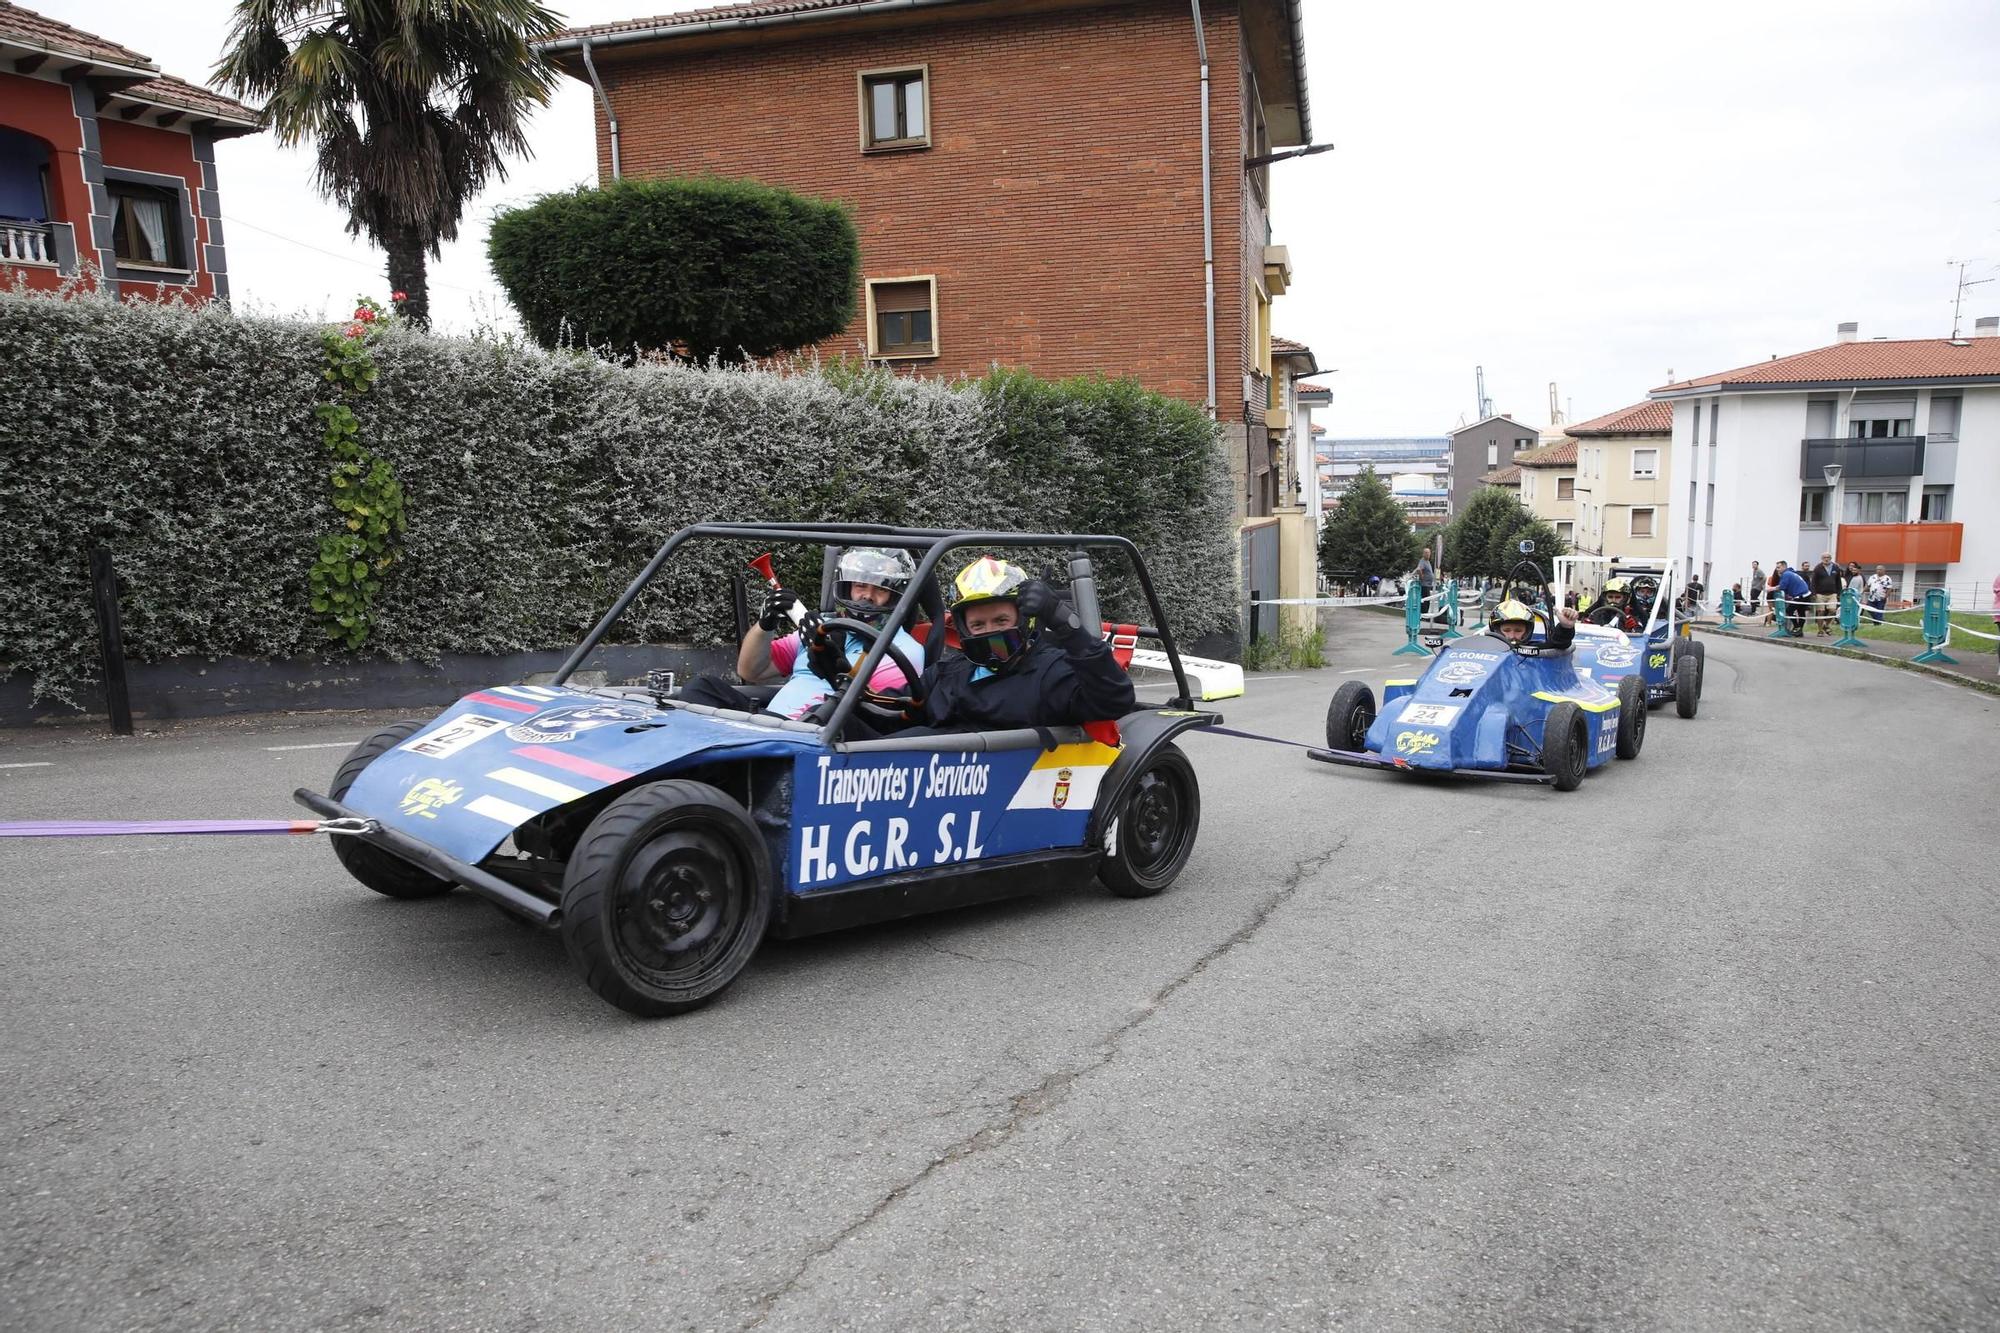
[[1189, 0, 1216, 419], [579, 37, 622, 181]]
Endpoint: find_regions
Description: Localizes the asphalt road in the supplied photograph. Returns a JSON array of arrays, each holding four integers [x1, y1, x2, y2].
[[3, 617, 1995, 1332]]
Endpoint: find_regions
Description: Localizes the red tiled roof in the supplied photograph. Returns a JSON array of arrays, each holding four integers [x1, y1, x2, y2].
[[556, 0, 883, 42], [1566, 400, 1672, 436], [1480, 466, 1522, 486], [1271, 335, 1312, 356], [1515, 439, 1577, 467], [1655, 336, 2000, 392], [120, 74, 259, 125], [0, 1, 155, 69]]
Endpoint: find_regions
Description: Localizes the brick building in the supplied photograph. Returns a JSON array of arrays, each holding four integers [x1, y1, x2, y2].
[[538, 0, 1312, 523], [0, 3, 260, 303]]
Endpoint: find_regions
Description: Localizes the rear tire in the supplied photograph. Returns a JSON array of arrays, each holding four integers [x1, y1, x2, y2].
[[1100, 743, 1201, 899], [1541, 702, 1588, 792], [559, 781, 772, 1017], [1324, 681, 1377, 752], [1675, 654, 1700, 719], [1688, 639, 1706, 696], [328, 720, 456, 900], [1615, 676, 1646, 759]]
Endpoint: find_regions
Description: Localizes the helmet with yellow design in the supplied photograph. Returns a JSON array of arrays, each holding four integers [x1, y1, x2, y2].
[[1491, 598, 1536, 636], [949, 556, 1035, 670], [1601, 577, 1630, 605]]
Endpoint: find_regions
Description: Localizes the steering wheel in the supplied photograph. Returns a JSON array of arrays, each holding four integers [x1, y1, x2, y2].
[[806, 616, 926, 724]]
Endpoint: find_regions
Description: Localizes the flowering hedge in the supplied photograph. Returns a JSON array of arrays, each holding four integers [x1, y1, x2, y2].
[[0, 288, 1236, 706]]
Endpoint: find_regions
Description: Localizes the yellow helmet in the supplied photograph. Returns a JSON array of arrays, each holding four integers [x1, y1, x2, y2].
[[1602, 577, 1630, 602], [1492, 598, 1534, 630], [950, 556, 1030, 613]]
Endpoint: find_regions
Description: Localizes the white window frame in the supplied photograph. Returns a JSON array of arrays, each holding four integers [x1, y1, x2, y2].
[[857, 65, 932, 152], [864, 274, 939, 360], [1631, 448, 1658, 479], [1629, 507, 1656, 538]]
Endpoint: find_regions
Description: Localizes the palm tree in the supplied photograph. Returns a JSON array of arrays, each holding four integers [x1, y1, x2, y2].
[[216, 0, 562, 327]]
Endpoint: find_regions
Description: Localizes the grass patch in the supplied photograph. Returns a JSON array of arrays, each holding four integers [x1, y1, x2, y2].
[[1850, 609, 1996, 647], [1244, 622, 1326, 670]]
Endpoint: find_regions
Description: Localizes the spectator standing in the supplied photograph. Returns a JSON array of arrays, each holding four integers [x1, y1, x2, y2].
[[1775, 561, 1812, 636], [1746, 560, 1764, 612], [1865, 565, 1893, 623], [1415, 552, 1436, 612], [1810, 553, 1843, 635]]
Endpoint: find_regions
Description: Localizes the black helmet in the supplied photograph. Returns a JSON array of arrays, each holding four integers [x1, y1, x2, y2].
[[832, 547, 914, 623]]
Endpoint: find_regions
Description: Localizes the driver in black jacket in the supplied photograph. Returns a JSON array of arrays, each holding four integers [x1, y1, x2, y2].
[[911, 556, 1135, 732]]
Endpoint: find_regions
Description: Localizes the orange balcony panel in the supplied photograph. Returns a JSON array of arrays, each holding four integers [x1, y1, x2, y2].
[[1837, 522, 1963, 565]]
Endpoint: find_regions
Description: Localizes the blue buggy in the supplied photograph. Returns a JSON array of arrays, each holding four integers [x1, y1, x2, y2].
[[296, 523, 1216, 1017], [1568, 563, 1705, 720], [1310, 547, 1646, 790]]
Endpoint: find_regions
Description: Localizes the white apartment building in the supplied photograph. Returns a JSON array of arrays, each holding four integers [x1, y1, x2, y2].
[[1652, 320, 1999, 605]]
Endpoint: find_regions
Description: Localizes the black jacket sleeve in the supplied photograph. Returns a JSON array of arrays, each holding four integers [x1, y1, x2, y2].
[[1041, 631, 1137, 724], [1544, 618, 1576, 651]]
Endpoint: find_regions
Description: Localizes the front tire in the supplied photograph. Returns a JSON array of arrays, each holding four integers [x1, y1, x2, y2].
[[328, 720, 456, 900], [1614, 675, 1647, 759], [559, 780, 772, 1017], [1675, 654, 1700, 719], [1541, 702, 1588, 792], [1100, 743, 1201, 899], [1324, 681, 1376, 752]]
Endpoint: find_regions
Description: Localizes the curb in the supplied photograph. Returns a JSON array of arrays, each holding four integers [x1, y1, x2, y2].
[[1698, 625, 2000, 699]]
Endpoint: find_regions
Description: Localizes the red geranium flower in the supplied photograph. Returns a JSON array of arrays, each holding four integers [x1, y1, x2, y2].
[[391, 291, 408, 302]]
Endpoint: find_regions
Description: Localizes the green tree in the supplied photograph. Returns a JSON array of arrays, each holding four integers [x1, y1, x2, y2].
[[216, 0, 562, 328], [1443, 487, 1569, 580], [1318, 466, 1425, 580], [488, 177, 860, 362]]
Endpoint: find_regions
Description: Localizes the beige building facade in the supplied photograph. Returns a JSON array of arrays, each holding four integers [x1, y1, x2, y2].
[[1567, 400, 1673, 563], [1515, 439, 1579, 546]]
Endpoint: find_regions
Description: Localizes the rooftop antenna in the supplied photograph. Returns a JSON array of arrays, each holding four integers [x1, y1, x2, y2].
[[1475, 365, 1492, 420], [1947, 258, 1993, 342]]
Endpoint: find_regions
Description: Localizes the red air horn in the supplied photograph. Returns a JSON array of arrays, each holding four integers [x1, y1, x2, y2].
[[747, 552, 810, 628]]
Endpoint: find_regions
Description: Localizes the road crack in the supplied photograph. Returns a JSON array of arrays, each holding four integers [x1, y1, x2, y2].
[[741, 835, 1350, 1328]]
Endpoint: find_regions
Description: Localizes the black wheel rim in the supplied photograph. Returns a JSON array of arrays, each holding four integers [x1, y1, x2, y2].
[[611, 824, 749, 985], [1125, 768, 1193, 876], [1345, 704, 1373, 751]]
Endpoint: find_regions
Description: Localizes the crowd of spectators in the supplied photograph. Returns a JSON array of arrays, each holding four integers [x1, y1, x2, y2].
[[1728, 555, 1895, 634]]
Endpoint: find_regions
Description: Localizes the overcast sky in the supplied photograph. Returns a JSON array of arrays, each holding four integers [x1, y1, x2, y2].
[[36, 0, 2000, 436]]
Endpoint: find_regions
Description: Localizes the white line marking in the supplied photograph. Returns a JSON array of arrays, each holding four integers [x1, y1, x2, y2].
[[466, 793, 539, 825], [1249, 675, 1302, 681], [1339, 667, 1375, 674], [263, 742, 359, 752], [0, 761, 54, 769], [487, 766, 588, 803]]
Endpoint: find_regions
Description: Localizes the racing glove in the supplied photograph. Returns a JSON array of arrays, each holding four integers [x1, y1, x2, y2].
[[759, 586, 799, 633], [1017, 579, 1083, 639]]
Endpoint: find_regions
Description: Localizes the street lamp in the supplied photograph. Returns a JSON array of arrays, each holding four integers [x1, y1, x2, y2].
[[1823, 462, 1844, 565]]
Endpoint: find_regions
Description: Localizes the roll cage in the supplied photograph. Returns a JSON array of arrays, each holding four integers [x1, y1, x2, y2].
[[550, 522, 1202, 745]]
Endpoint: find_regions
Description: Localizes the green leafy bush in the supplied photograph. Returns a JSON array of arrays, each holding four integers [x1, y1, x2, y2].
[[488, 177, 860, 362], [1442, 487, 1569, 580], [1318, 466, 1424, 579], [0, 289, 1236, 706]]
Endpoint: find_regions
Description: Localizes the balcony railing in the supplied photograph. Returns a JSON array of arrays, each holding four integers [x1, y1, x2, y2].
[[1, 219, 57, 266], [1801, 436, 1924, 481]]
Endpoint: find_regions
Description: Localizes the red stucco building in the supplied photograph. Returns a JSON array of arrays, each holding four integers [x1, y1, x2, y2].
[[0, 2, 260, 303], [538, 0, 1311, 522]]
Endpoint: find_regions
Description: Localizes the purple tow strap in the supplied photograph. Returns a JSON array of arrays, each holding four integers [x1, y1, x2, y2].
[[0, 820, 323, 838]]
